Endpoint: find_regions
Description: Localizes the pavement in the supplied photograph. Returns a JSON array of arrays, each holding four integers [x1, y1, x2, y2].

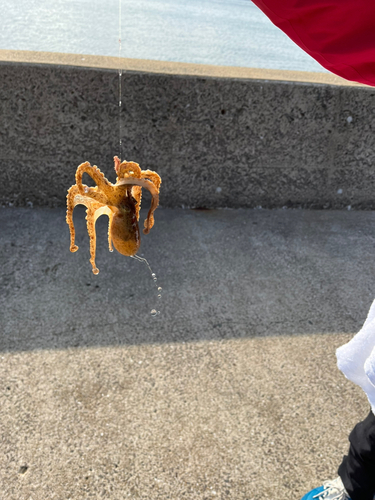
[[0, 206, 374, 500]]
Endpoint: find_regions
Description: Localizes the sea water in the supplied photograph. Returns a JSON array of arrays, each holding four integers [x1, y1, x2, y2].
[[0, 0, 326, 72]]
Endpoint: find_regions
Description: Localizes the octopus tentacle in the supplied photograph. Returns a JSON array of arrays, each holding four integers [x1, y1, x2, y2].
[[66, 185, 81, 252], [114, 157, 142, 180], [76, 161, 113, 203], [114, 156, 121, 173], [86, 205, 113, 275], [66, 186, 100, 252], [106, 209, 114, 252], [141, 170, 162, 191], [132, 170, 161, 220], [131, 185, 142, 220], [117, 178, 159, 234]]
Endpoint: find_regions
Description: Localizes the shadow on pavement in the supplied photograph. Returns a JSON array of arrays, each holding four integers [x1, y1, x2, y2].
[[1, 206, 375, 352]]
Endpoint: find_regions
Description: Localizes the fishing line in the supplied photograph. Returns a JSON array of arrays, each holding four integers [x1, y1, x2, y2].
[[118, 3, 163, 315], [118, 0, 122, 159]]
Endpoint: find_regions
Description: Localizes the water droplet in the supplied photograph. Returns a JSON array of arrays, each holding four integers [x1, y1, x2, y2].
[[158, 287, 162, 291], [153, 277, 157, 282], [109, 248, 114, 253], [150, 309, 157, 317], [151, 273, 156, 278], [93, 268, 99, 275], [158, 294, 161, 298]]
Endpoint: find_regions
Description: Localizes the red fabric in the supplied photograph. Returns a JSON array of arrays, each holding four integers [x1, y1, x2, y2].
[[251, 0, 375, 86]]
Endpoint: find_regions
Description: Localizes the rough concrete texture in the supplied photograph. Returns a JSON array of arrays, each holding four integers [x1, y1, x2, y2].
[[0, 206, 373, 499], [1, 61, 375, 210]]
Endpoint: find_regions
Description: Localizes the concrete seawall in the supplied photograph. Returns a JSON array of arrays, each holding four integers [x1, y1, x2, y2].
[[1, 50, 374, 209]]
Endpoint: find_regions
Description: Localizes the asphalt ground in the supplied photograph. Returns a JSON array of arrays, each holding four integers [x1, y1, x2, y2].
[[0, 206, 374, 499]]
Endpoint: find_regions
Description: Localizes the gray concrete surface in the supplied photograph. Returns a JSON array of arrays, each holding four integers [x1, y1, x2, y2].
[[0, 206, 373, 499], [1, 60, 375, 210]]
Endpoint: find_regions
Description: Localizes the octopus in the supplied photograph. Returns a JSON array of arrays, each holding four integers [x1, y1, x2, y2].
[[66, 156, 161, 274]]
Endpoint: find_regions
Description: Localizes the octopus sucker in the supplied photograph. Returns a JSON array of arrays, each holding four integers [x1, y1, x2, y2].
[[66, 157, 161, 274]]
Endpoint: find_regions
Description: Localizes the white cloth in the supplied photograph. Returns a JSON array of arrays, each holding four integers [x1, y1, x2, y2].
[[336, 299, 375, 413]]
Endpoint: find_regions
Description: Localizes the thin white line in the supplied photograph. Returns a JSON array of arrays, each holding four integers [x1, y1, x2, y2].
[[118, 0, 122, 159]]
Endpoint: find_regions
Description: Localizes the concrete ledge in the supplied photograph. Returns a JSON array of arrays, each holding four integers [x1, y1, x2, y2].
[[1, 50, 375, 209], [0, 49, 367, 87]]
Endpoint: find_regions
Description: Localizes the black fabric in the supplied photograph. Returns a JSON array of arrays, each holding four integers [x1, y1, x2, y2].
[[338, 410, 375, 500]]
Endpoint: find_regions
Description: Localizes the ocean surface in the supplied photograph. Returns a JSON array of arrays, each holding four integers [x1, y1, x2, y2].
[[1, 0, 327, 73]]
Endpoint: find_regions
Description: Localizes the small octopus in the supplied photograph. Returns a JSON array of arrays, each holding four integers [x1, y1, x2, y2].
[[66, 156, 161, 274]]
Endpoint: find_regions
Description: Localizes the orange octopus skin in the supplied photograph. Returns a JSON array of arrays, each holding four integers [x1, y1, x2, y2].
[[66, 156, 161, 274]]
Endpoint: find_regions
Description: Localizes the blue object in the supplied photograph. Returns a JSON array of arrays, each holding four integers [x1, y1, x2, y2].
[[300, 486, 325, 500]]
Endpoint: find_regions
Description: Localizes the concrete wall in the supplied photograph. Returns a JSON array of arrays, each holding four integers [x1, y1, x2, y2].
[[1, 53, 375, 209]]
